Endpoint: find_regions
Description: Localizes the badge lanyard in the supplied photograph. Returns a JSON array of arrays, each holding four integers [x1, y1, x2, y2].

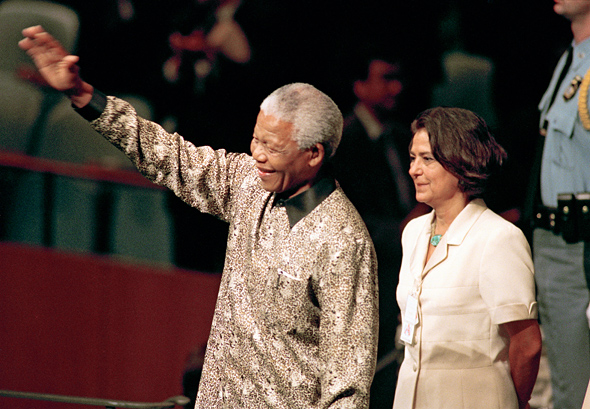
[[400, 274, 422, 346]]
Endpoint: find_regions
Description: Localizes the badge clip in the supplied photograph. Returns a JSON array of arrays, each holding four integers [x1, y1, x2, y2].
[[563, 75, 583, 101]]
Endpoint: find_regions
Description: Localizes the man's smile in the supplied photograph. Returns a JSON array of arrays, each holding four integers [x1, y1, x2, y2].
[[257, 166, 275, 178]]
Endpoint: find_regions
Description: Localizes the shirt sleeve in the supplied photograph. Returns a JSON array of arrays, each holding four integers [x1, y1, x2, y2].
[[314, 228, 379, 408], [87, 95, 253, 222], [480, 222, 538, 325]]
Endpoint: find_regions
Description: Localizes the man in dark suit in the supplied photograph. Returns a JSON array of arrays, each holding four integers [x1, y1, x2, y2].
[[331, 53, 427, 409]]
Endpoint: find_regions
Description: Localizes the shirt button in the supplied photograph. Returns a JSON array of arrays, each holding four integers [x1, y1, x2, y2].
[[413, 362, 418, 371]]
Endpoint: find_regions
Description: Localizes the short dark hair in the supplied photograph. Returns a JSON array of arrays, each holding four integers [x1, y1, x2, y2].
[[410, 107, 507, 198]]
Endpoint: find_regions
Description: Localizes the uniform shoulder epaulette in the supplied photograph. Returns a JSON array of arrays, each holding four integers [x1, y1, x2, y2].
[[578, 67, 590, 131]]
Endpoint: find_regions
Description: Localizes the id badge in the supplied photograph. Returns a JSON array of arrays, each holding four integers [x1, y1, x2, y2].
[[400, 294, 419, 345]]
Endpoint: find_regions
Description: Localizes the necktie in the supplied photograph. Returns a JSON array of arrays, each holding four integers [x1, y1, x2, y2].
[[523, 45, 574, 227], [548, 45, 573, 110]]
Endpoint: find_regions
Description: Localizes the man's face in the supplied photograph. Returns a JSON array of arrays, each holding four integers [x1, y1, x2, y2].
[[554, 0, 590, 21], [250, 111, 317, 198], [355, 59, 404, 116]]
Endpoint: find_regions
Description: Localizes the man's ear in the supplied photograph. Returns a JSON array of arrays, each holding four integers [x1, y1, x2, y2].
[[309, 143, 325, 167], [353, 79, 365, 100]]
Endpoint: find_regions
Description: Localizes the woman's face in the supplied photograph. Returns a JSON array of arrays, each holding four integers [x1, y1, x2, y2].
[[409, 129, 465, 210]]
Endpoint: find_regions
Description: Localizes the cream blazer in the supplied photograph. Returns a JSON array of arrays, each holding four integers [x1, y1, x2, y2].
[[582, 380, 590, 409], [394, 199, 538, 409]]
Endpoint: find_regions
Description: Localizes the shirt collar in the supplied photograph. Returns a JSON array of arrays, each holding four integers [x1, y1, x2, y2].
[[354, 103, 383, 141], [573, 36, 590, 67], [274, 175, 336, 228]]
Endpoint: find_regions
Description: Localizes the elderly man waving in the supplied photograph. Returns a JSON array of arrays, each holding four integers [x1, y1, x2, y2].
[[19, 26, 379, 409]]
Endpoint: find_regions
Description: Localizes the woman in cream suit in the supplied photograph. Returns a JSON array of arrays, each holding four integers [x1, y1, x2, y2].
[[394, 107, 542, 409]]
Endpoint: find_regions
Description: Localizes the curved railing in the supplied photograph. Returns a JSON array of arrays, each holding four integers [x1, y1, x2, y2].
[[0, 390, 189, 409], [0, 149, 162, 189], [0, 149, 170, 257]]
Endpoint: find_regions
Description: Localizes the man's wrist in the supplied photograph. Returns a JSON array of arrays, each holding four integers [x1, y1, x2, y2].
[[73, 88, 107, 121], [65, 80, 94, 108]]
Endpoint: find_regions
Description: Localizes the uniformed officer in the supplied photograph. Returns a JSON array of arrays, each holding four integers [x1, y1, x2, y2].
[[527, 2, 590, 409]]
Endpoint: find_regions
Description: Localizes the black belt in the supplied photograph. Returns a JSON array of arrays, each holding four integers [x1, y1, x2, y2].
[[534, 193, 590, 243], [534, 205, 558, 231]]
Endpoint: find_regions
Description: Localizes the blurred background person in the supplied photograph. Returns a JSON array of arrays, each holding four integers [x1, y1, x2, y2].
[[157, 0, 254, 272], [330, 49, 428, 409]]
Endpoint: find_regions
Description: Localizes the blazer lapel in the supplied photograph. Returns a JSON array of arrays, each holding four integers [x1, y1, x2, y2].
[[409, 212, 434, 277], [423, 235, 449, 275], [422, 199, 488, 277]]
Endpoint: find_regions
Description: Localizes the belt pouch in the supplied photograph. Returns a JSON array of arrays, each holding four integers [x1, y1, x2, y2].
[[558, 193, 579, 243], [536, 205, 557, 232], [575, 192, 590, 242]]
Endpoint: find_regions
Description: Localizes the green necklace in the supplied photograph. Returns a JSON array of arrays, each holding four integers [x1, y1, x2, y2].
[[430, 234, 442, 246], [430, 220, 442, 246]]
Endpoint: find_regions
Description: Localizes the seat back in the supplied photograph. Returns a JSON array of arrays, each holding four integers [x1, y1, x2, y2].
[[0, 0, 79, 154], [0, 0, 79, 72]]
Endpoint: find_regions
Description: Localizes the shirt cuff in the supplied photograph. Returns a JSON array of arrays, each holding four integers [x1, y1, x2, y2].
[[73, 90, 108, 121], [489, 301, 538, 324]]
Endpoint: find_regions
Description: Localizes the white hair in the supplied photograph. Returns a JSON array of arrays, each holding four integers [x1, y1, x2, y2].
[[260, 83, 343, 158]]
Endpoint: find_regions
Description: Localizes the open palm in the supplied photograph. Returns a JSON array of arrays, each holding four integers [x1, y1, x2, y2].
[[19, 25, 81, 92]]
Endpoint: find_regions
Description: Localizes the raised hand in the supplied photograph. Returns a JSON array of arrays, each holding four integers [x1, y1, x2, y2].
[[19, 25, 93, 106]]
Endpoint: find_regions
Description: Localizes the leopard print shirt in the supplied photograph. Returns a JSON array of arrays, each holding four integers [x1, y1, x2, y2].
[[90, 96, 379, 409]]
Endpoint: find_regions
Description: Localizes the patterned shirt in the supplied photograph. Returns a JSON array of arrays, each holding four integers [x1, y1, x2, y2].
[[85, 95, 379, 409]]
